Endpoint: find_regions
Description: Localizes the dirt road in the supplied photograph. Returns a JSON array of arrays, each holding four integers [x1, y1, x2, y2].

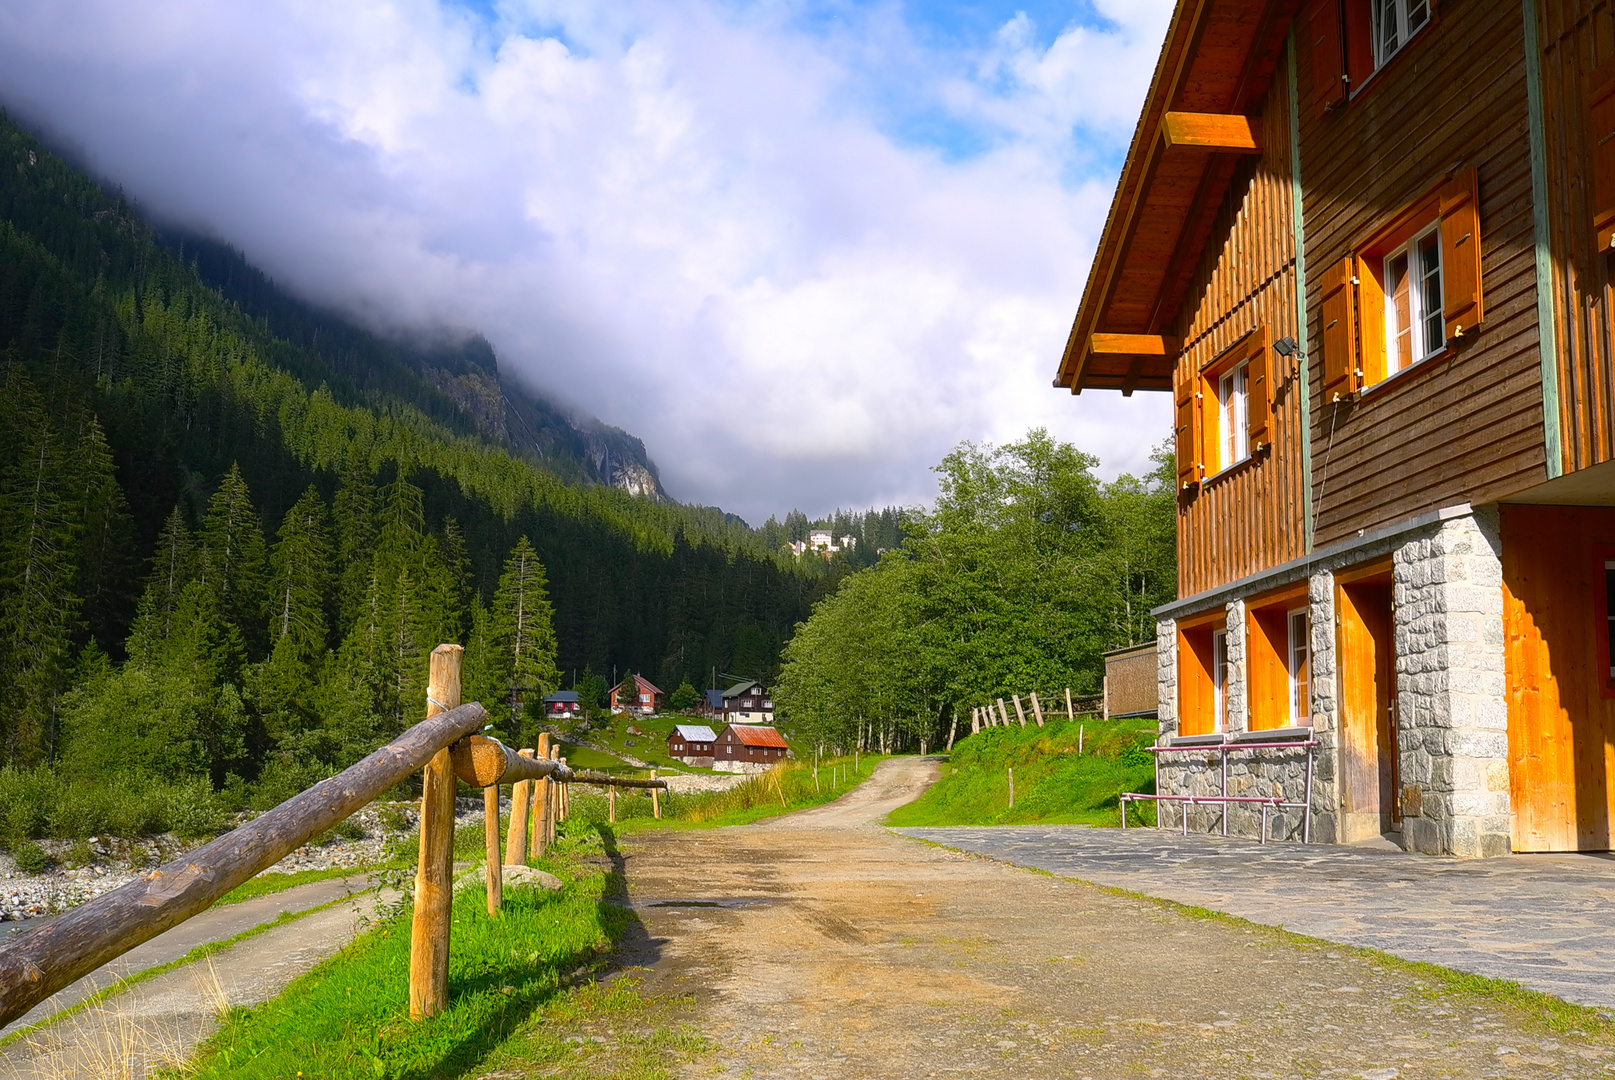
[[616, 756, 1614, 1079]]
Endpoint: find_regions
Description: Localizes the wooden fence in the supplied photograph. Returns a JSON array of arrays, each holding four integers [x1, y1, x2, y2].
[[958, 688, 1105, 745], [0, 643, 667, 1028]]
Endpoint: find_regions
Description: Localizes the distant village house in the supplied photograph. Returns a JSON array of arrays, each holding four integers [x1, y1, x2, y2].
[[609, 675, 664, 716], [713, 724, 791, 773], [543, 690, 580, 719], [721, 679, 773, 724], [667, 724, 718, 767]]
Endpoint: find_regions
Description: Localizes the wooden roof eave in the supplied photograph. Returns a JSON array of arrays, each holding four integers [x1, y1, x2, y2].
[[1055, 0, 1298, 396]]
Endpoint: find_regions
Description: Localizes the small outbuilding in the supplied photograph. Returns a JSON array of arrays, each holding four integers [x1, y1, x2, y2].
[[713, 724, 791, 773], [1102, 643, 1159, 720], [668, 724, 718, 766]]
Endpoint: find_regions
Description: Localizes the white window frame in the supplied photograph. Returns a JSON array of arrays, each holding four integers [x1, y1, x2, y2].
[[1383, 223, 1444, 378], [1211, 629, 1229, 733], [1217, 361, 1249, 473], [1287, 608, 1311, 726], [1373, 0, 1432, 70]]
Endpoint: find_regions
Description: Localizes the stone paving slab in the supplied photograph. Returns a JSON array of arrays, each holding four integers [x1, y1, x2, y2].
[[897, 825, 1615, 1009]]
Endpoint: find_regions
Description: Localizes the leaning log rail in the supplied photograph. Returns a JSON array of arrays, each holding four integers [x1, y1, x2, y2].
[[0, 641, 678, 1030], [0, 682, 488, 1027]]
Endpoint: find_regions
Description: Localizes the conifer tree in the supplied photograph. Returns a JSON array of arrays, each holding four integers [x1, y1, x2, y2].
[[198, 464, 267, 652], [128, 507, 195, 664], [332, 460, 378, 634], [267, 485, 332, 660], [487, 537, 561, 742]]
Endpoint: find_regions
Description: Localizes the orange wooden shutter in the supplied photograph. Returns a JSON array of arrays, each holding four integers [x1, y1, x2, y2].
[[1174, 376, 1203, 489], [1319, 256, 1358, 401], [1439, 168, 1483, 340], [1591, 59, 1615, 251], [1246, 328, 1273, 452], [1308, 0, 1346, 116]]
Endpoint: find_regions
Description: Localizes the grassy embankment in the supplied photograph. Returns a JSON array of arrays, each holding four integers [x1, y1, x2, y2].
[[886, 717, 1158, 828], [171, 754, 881, 1079]]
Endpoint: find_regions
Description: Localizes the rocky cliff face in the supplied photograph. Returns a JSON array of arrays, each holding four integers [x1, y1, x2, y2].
[[421, 337, 667, 500]]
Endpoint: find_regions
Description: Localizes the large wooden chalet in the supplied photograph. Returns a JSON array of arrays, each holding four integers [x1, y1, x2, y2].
[[1061, 0, 1615, 855], [713, 725, 791, 772]]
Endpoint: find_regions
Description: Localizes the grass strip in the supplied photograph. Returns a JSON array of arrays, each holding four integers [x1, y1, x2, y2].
[[905, 834, 1615, 1038], [217, 863, 403, 906], [885, 718, 1157, 828], [0, 891, 364, 1050]]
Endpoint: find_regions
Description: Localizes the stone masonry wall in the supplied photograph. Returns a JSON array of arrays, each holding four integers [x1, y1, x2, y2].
[[1392, 508, 1511, 858]]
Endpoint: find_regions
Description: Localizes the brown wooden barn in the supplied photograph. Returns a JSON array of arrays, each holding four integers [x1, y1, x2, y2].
[[1057, 0, 1615, 855], [713, 725, 791, 771]]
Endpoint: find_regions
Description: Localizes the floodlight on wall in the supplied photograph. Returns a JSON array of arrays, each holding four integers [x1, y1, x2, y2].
[[1272, 336, 1301, 358]]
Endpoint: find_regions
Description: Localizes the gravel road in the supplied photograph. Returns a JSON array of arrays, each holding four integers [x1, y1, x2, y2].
[[603, 756, 1615, 1080]]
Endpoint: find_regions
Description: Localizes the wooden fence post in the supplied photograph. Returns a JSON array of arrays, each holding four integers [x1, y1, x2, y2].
[[1030, 692, 1044, 727], [1103, 674, 1110, 721], [532, 733, 553, 857], [558, 756, 569, 822], [1065, 687, 1074, 719], [410, 644, 462, 1021], [1008, 766, 1015, 809], [546, 741, 559, 846], [946, 711, 958, 751], [483, 783, 502, 916], [651, 770, 661, 819], [608, 783, 617, 823], [1012, 695, 1028, 728], [970, 707, 980, 735], [505, 750, 534, 866]]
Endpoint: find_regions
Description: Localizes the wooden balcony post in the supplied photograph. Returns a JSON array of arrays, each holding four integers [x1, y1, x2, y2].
[[409, 644, 462, 1020]]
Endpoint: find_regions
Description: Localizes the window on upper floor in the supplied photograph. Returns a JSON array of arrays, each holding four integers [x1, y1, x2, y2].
[[1218, 361, 1249, 473], [1372, 0, 1430, 69], [1319, 168, 1483, 401], [1309, 0, 1435, 116], [1174, 326, 1273, 490]]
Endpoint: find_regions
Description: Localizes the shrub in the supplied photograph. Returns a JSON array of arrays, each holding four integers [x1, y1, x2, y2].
[[12, 840, 49, 874]]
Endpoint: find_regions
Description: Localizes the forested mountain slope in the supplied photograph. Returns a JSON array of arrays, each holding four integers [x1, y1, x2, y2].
[[0, 110, 828, 789]]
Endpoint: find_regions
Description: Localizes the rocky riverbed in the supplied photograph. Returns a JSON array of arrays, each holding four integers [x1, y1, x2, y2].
[[0, 798, 486, 922]]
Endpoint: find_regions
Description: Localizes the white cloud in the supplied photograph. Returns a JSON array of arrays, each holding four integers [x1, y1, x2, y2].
[[0, 0, 1175, 523]]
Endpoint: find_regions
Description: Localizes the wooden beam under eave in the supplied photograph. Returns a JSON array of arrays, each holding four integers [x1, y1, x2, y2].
[[1090, 333, 1182, 357], [1161, 112, 1261, 154]]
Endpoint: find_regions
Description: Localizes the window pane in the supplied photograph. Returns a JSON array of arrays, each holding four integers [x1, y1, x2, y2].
[[1378, 0, 1400, 61], [1418, 231, 1444, 357], [1289, 611, 1311, 724], [1407, 0, 1429, 34], [1213, 631, 1228, 731], [1387, 251, 1412, 373], [1233, 363, 1248, 460], [1220, 372, 1234, 470]]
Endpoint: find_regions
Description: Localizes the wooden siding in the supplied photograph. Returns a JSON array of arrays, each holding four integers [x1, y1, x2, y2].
[[1296, 4, 1547, 549], [1501, 505, 1615, 852], [1536, 3, 1615, 474], [1173, 57, 1308, 598]]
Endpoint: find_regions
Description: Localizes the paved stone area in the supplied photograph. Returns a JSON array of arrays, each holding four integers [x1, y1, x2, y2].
[[897, 825, 1615, 1008]]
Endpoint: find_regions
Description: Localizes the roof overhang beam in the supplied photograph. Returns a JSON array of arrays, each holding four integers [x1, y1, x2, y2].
[[1160, 112, 1262, 153]]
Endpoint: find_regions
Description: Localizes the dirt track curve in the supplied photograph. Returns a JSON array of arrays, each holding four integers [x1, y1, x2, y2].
[[609, 756, 1614, 1079]]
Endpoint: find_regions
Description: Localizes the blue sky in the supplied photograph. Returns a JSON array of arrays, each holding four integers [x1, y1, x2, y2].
[[0, 0, 1175, 522]]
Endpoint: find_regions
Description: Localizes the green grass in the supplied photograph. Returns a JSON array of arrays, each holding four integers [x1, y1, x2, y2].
[[562, 754, 889, 832], [179, 820, 643, 1080], [217, 864, 401, 906], [886, 718, 1158, 827], [555, 743, 634, 771], [0, 894, 358, 1050]]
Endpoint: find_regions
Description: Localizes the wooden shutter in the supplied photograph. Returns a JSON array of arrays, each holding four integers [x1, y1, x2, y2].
[[1246, 328, 1273, 452], [1309, 0, 1346, 116], [1439, 168, 1483, 340], [1320, 256, 1358, 401], [1175, 376, 1203, 489], [1591, 59, 1615, 251]]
